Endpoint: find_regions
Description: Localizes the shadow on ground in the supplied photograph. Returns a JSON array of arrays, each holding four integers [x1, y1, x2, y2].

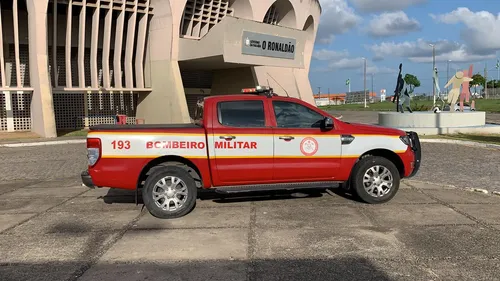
[[99, 187, 361, 206], [0, 257, 397, 281]]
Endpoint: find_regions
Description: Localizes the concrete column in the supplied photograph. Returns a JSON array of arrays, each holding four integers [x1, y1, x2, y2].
[[27, 0, 57, 138], [252, 66, 315, 106], [136, 0, 190, 124]]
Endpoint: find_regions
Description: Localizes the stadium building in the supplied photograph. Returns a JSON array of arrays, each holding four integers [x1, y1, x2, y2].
[[0, 0, 321, 137]]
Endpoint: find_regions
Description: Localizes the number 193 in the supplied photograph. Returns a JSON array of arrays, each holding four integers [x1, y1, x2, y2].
[[111, 140, 131, 150]]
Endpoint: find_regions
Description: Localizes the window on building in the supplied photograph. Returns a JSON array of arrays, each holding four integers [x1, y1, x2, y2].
[[180, 0, 234, 39], [273, 101, 324, 128], [218, 100, 266, 127], [263, 4, 279, 25]]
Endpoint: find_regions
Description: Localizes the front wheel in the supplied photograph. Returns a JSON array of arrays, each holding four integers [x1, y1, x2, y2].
[[142, 165, 197, 219], [350, 156, 400, 204]]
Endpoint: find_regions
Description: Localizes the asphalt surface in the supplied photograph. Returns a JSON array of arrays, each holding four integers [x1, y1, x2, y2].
[[1, 179, 500, 281]]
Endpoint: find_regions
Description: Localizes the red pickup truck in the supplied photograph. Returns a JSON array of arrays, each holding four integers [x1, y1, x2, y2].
[[82, 86, 421, 219]]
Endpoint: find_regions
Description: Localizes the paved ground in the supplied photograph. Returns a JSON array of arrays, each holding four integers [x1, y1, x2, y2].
[[1, 111, 499, 280], [1, 128, 499, 192], [1, 179, 500, 281]]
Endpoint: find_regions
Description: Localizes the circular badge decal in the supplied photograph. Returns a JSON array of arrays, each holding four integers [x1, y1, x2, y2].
[[300, 137, 318, 156]]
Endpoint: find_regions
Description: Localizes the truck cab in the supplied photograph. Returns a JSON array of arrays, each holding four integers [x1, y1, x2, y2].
[[82, 86, 421, 219]]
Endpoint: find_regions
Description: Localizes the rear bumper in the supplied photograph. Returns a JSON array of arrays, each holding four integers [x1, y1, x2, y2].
[[81, 170, 96, 188], [406, 131, 421, 178]]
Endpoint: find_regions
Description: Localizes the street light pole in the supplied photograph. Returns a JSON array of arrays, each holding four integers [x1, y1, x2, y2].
[[430, 44, 436, 107], [447, 60, 450, 98], [371, 73, 374, 102], [363, 57, 367, 108]]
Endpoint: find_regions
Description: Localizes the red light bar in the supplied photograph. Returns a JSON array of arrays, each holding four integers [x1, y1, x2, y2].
[[241, 88, 257, 93]]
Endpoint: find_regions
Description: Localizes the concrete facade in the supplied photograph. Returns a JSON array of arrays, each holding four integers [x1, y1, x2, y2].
[[0, 0, 321, 137]]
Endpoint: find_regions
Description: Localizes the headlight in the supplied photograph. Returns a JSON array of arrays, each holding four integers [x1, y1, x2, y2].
[[399, 135, 411, 146]]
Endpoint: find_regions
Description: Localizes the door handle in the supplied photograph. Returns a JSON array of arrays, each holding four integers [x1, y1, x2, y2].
[[219, 135, 236, 140], [279, 136, 295, 141]]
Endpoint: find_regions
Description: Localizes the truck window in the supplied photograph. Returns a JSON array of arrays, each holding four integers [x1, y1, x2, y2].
[[218, 100, 266, 127], [273, 101, 325, 128], [193, 98, 204, 125]]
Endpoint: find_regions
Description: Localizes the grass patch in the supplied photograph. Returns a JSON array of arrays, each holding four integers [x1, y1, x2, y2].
[[57, 129, 89, 137], [320, 99, 500, 113], [420, 133, 500, 145]]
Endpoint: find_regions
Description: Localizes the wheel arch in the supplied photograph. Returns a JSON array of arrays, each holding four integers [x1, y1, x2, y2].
[[356, 149, 405, 178], [136, 155, 203, 191]]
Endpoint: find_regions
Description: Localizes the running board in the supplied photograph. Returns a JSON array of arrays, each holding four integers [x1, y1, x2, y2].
[[213, 181, 343, 194]]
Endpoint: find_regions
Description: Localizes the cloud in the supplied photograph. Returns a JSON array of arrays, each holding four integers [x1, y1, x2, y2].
[[316, 0, 362, 44], [367, 38, 496, 63], [409, 47, 497, 63], [359, 66, 398, 75], [366, 11, 420, 37], [314, 55, 395, 74], [328, 57, 366, 69], [312, 49, 349, 61], [430, 7, 500, 53], [349, 0, 427, 13]]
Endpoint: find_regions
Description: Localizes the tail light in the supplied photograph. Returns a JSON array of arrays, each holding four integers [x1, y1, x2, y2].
[[87, 138, 101, 167]]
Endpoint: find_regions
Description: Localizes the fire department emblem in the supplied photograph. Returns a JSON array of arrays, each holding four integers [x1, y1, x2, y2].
[[300, 137, 318, 156]]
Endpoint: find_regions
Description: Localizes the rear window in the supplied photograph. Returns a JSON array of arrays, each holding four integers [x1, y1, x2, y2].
[[217, 100, 266, 127], [193, 98, 204, 125]]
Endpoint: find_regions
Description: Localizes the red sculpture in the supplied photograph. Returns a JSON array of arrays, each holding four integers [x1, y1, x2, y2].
[[459, 64, 473, 111]]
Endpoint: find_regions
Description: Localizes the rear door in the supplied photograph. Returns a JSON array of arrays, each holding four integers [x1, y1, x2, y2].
[[208, 97, 274, 185], [270, 99, 342, 181]]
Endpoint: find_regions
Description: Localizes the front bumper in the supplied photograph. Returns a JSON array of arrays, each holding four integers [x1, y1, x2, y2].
[[407, 131, 421, 178], [81, 170, 96, 188]]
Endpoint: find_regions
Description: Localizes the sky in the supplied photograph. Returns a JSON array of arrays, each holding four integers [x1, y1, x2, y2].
[[310, 0, 500, 96]]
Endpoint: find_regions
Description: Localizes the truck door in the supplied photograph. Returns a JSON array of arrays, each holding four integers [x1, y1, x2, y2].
[[209, 98, 274, 185], [271, 99, 342, 181]]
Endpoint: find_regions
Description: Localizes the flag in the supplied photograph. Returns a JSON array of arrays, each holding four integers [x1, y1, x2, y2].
[[345, 79, 350, 85], [496, 59, 499, 69]]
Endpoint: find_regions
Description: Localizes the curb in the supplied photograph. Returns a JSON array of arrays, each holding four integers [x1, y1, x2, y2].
[[404, 179, 500, 198], [0, 139, 86, 148], [419, 138, 500, 149]]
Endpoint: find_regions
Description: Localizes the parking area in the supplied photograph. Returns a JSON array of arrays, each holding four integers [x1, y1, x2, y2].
[[1, 179, 500, 281], [1, 111, 500, 280]]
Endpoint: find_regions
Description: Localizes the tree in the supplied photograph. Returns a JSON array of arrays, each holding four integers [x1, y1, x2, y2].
[[486, 80, 500, 88], [470, 73, 485, 88], [470, 73, 485, 97], [403, 74, 421, 94]]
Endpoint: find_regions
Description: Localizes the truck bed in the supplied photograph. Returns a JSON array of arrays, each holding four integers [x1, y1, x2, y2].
[[89, 123, 201, 131]]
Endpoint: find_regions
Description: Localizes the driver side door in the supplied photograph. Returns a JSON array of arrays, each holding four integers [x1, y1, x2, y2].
[[271, 100, 342, 182]]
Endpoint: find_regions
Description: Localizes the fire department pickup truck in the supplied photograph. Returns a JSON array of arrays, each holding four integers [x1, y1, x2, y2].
[[81, 86, 421, 219]]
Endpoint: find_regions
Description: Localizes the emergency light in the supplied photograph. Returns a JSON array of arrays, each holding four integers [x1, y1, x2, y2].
[[241, 86, 277, 97]]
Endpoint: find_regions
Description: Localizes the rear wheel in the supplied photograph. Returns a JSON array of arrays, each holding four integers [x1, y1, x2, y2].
[[350, 156, 400, 204], [142, 165, 197, 219]]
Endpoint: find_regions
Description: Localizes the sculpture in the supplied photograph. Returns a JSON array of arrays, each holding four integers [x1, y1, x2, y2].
[[444, 70, 473, 112], [459, 64, 473, 111], [393, 63, 412, 113]]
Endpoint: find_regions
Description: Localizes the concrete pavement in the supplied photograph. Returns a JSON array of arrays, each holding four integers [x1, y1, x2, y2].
[[1, 179, 500, 281], [2, 139, 499, 192]]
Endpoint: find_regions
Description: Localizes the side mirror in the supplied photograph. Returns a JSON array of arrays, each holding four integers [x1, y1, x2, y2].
[[322, 117, 334, 130]]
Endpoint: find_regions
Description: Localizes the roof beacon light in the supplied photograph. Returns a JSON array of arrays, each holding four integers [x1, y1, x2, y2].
[[241, 85, 276, 97], [241, 88, 257, 93], [255, 85, 270, 92]]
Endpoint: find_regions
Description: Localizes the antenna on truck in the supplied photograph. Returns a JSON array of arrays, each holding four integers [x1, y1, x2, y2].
[[267, 72, 290, 97]]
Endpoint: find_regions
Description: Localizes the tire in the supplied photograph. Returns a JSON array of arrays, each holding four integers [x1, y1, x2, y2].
[[350, 156, 400, 204], [142, 165, 197, 219]]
